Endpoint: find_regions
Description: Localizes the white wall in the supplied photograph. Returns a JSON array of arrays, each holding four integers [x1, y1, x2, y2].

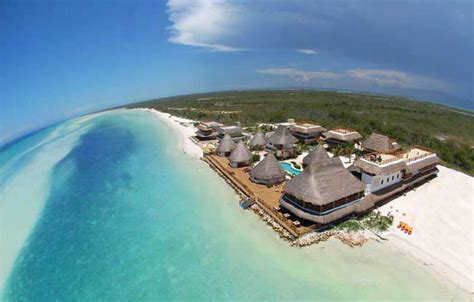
[[361, 171, 403, 193]]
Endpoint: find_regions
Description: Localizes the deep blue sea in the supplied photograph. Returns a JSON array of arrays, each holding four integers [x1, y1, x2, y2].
[[0, 109, 468, 301]]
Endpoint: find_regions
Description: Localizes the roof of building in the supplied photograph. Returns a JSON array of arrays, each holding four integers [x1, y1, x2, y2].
[[362, 133, 400, 153], [284, 157, 366, 206], [218, 126, 242, 136], [405, 154, 440, 174], [229, 141, 252, 163], [267, 125, 299, 145], [249, 130, 267, 148], [216, 134, 236, 153], [201, 121, 224, 128], [323, 128, 362, 142], [250, 153, 286, 181], [290, 123, 327, 134], [302, 145, 330, 166], [353, 157, 407, 175]]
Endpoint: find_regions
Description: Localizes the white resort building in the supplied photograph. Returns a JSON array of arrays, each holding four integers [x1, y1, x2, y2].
[[217, 125, 245, 142], [353, 153, 406, 193], [323, 128, 362, 147], [290, 123, 327, 143], [353, 147, 440, 194], [195, 121, 224, 141]]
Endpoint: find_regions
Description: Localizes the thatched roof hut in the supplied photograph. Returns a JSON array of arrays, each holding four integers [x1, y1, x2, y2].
[[216, 133, 236, 156], [268, 125, 298, 146], [362, 133, 400, 153], [284, 157, 365, 206], [302, 145, 330, 167], [250, 153, 286, 185], [249, 130, 267, 150], [229, 141, 252, 167]]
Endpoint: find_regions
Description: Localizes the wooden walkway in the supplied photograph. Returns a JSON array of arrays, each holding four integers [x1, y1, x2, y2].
[[203, 155, 315, 238]]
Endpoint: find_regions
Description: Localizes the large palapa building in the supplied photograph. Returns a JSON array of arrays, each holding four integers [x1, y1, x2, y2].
[[280, 157, 369, 224]]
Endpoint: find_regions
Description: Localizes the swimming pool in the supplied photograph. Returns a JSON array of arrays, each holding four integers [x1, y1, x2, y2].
[[279, 162, 302, 175]]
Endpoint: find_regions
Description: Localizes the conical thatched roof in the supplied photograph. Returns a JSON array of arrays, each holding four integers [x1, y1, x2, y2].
[[362, 133, 400, 153], [284, 157, 365, 206], [249, 130, 267, 148], [216, 133, 236, 154], [302, 145, 330, 166], [229, 140, 252, 163], [268, 125, 298, 145], [250, 153, 286, 183]]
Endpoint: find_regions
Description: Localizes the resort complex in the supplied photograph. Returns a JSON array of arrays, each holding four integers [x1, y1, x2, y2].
[[189, 118, 441, 239]]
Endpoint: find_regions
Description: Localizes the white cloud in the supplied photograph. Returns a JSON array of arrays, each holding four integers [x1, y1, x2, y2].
[[258, 67, 448, 91], [164, 0, 465, 97], [167, 0, 242, 52], [257, 68, 338, 82], [297, 48, 319, 55], [346, 69, 411, 87]]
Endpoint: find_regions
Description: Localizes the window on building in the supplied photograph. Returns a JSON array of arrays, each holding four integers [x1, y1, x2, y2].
[[381, 179, 384, 185], [392, 175, 395, 180], [386, 177, 389, 182], [397, 174, 400, 178]]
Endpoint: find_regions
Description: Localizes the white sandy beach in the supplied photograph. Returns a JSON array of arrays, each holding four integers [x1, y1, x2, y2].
[[143, 109, 473, 294], [137, 108, 203, 159], [379, 165, 474, 293]]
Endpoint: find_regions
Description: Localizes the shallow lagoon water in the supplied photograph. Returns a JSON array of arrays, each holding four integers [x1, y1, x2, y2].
[[0, 110, 468, 301]]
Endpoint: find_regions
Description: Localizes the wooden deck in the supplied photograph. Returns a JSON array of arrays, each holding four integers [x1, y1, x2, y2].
[[203, 155, 315, 238]]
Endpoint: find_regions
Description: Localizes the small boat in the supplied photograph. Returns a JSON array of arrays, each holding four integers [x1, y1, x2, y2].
[[240, 197, 255, 209]]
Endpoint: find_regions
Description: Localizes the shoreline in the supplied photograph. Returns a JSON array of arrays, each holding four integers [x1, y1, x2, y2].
[[139, 108, 472, 295], [137, 108, 203, 159]]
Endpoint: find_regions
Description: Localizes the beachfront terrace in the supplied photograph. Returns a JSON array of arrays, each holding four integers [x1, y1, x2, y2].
[[399, 147, 433, 163], [363, 153, 401, 165], [204, 154, 316, 237]]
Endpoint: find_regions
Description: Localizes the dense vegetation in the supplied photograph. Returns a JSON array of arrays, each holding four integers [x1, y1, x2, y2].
[[126, 90, 474, 175], [336, 212, 393, 232]]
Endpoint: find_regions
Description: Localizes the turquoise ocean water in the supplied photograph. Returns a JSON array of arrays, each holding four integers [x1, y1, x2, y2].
[[0, 109, 468, 301]]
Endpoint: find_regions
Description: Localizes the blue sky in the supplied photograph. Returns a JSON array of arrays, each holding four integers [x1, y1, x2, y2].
[[1, 0, 473, 143]]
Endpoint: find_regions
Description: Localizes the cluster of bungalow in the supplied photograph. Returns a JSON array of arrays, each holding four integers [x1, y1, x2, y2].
[[198, 121, 439, 228]]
